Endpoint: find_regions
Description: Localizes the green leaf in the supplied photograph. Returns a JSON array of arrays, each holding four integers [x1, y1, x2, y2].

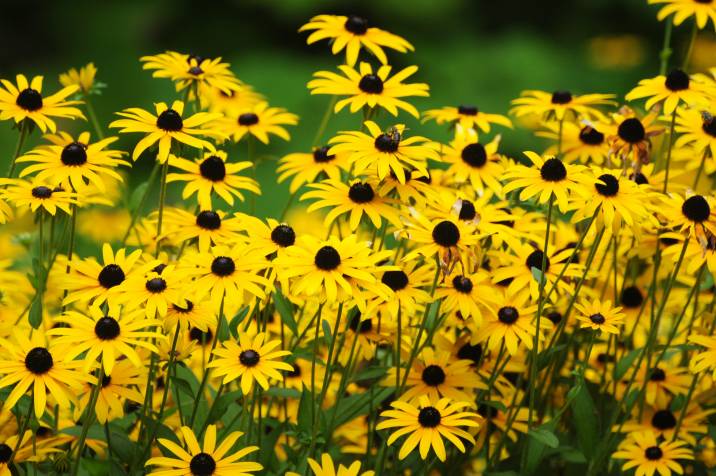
[[524, 420, 559, 474], [273, 289, 298, 335], [614, 348, 640, 380], [129, 181, 149, 212], [570, 380, 599, 459], [265, 387, 301, 399], [229, 307, 250, 339], [528, 427, 559, 449], [217, 314, 230, 342], [28, 296, 42, 329], [321, 319, 332, 346], [530, 266, 544, 283], [296, 386, 314, 431], [536, 344, 565, 371], [205, 390, 241, 425]]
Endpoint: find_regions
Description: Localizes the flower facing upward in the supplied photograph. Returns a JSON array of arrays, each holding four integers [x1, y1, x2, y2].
[[328, 121, 438, 184], [308, 62, 429, 118], [162, 208, 244, 252], [648, 0, 716, 30], [167, 150, 260, 209], [423, 104, 513, 133], [59, 63, 98, 94], [605, 109, 663, 164], [77, 359, 144, 424], [140, 51, 242, 95], [0, 178, 78, 215], [441, 126, 504, 195], [474, 291, 540, 355], [537, 121, 610, 165], [400, 210, 480, 265], [376, 395, 482, 462], [116, 264, 190, 317], [626, 69, 715, 114], [0, 74, 84, 132], [110, 100, 222, 162], [208, 332, 292, 394], [612, 431, 693, 476], [299, 14, 414, 66], [510, 89, 615, 121], [146, 425, 262, 476], [660, 193, 716, 241], [220, 101, 298, 144], [277, 146, 349, 194], [574, 299, 626, 334]]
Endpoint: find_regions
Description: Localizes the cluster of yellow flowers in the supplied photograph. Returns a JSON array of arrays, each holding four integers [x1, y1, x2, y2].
[[1, 1, 716, 476]]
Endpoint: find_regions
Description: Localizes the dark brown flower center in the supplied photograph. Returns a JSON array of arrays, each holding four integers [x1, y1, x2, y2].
[[540, 158, 567, 181], [196, 210, 221, 230], [452, 275, 473, 293], [344, 15, 368, 35], [239, 349, 260, 367], [651, 409, 677, 430], [16, 88, 43, 111], [421, 365, 446, 386], [665, 69, 690, 91], [498, 306, 519, 324], [189, 452, 216, 476], [348, 182, 375, 203], [156, 109, 183, 131], [682, 195, 710, 222], [199, 156, 226, 181], [314, 246, 341, 270], [25, 347, 53, 374], [238, 113, 259, 126], [98, 264, 125, 288], [645, 446, 663, 461], [418, 406, 441, 427], [579, 126, 604, 145], [271, 224, 296, 247], [31, 186, 53, 198], [461, 143, 487, 168], [432, 220, 460, 247], [618, 118, 645, 143], [381, 270, 409, 291], [94, 317, 120, 340], [313, 146, 334, 162], [458, 104, 478, 115], [61, 142, 88, 166], [358, 74, 384, 94], [211, 256, 235, 276], [145, 277, 167, 293], [595, 173, 619, 197], [551, 90, 573, 104], [526, 249, 550, 273], [374, 133, 399, 152]]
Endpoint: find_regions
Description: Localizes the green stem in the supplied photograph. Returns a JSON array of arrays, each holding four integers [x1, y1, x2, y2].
[[7, 394, 33, 465], [122, 162, 161, 245], [84, 95, 105, 140], [247, 137, 256, 215], [693, 149, 710, 190], [5, 120, 30, 179], [659, 16, 674, 75], [681, 19, 698, 71], [71, 365, 104, 476], [154, 159, 170, 257], [671, 374, 698, 441], [662, 109, 677, 194], [312, 96, 338, 147]]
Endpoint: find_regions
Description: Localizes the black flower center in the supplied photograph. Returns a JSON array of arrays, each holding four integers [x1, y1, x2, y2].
[[498, 306, 519, 324], [98, 264, 125, 288], [196, 210, 221, 230], [418, 406, 441, 427], [189, 452, 217, 476], [703, 116, 716, 137], [239, 349, 260, 367], [458, 200, 477, 220], [238, 112, 259, 126], [315, 246, 341, 270], [432, 220, 460, 247], [95, 317, 120, 340], [349, 313, 373, 333], [0, 444, 12, 463], [313, 146, 334, 163], [188, 66, 203, 76], [618, 118, 645, 143], [101, 375, 112, 387], [526, 249, 550, 273], [540, 157, 567, 182], [358, 74, 384, 94], [651, 409, 677, 430], [682, 195, 710, 222], [579, 126, 604, 145], [452, 275, 473, 293], [374, 133, 399, 152], [421, 365, 446, 386], [156, 109, 183, 131], [16, 88, 43, 111], [271, 224, 296, 247], [173, 300, 194, 313], [458, 104, 478, 115], [344, 15, 368, 34], [621, 286, 643, 308], [24, 347, 53, 374], [145, 277, 167, 293], [551, 90, 573, 104], [381, 270, 409, 291], [589, 313, 606, 324], [595, 173, 619, 197], [189, 327, 213, 344], [199, 156, 226, 181], [461, 143, 487, 168], [649, 367, 666, 381], [547, 311, 562, 324], [631, 172, 649, 185], [457, 342, 482, 365], [348, 182, 375, 203], [60, 142, 89, 166], [211, 256, 235, 276], [31, 186, 53, 198], [645, 446, 663, 461], [287, 365, 302, 377], [665, 69, 690, 91]]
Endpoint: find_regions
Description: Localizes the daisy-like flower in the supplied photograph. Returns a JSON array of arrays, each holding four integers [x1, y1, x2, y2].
[[626, 69, 715, 114], [163, 298, 216, 333], [441, 126, 504, 195], [620, 404, 713, 446], [299, 14, 413, 66], [659, 192, 716, 242], [0, 198, 13, 224], [162, 208, 244, 252], [277, 146, 350, 194], [77, 359, 145, 424], [474, 291, 540, 355], [0, 330, 93, 417], [59, 62, 98, 94], [58, 243, 159, 307], [0, 431, 39, 474], [116, 264, 189, 317], [220, 101, 298, 144], [537, 121, 610, 165], [689, 333, 716, 379], [180, 243, 270, 309], [308, 62, 429, 118], [502, 151, 591, 213], [612, 431, 693, 476], [209, 332, 292, 394], [274, 234, 381, 303], [48, 305, 163, 374], [396, 347, 486, 402], [306, 453, 375, 476], [376, 395, 482, 462], [328, 121, 438, 184], [648, 0, 716, 30], [110, 100, 222, 162], [369, 261, 433, 318], [401, 210, 480, 266], [0, 178, 78, 215], [636, 364, 692, 407], [140, 51, 242, 94], [574, 298, 626, 334], [167, 150, 260, 209], [436, 269, 498, 324], [16, 131, 127, 192], [605, 109, 663, 164], [675, 108, 716, 159], [423, 104, 513, 133], [146, 425, 262, 476], [204, 84, 263, 115], [301, 178, 402, 231], [510, 89, 615, 121], [0, 74, 84, 132]]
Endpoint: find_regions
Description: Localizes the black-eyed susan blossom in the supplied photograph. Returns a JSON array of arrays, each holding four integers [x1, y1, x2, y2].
[[648, 0, 716, 30], [76, 359, 145, 424], [536, 121, 611, 165], [474, 291, 540, 355], [277, 146, 349, 194], [612, 431, 693, 476], [423, 104, 513, 133], [441, 126, 504, 195], [0, 178, 78, 215], [140, 51, 242, 94], [305, 453, 375, 476], [162, 208, 245, 252], [59, 63, 98, 94], [510, 89, 615, 121], [574, 298, 626, 334], [220, 101, 298, 144], [626, 69, 715, 114]]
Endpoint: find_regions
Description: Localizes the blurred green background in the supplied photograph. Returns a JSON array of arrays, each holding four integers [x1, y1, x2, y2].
[[0, 0, 710, 218]]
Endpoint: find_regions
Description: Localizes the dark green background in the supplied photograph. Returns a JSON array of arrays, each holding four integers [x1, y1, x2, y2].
[[0, 0, 700, 217]]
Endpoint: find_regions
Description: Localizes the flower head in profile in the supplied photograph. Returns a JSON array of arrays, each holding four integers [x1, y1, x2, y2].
[[510, 89, 615, 121], [648, 0, 716, 30], [674, 108, 716, 159], [59, 63, 99, 94], [110, 100, 223, 162], [0, 178, 78, 215], [299, 14, 413, 66], [277, 146, 349, 194], [0, 74, 84, 132], [423, 104, 513, 133], [146, 425, 262, 476], [660, 192, 716, 242], [141, 51, 242, 95], [308, 62, 429, 118], [537, 121, 610, 165], [626, 68, 715, 114], [220, 101, 298, 144]]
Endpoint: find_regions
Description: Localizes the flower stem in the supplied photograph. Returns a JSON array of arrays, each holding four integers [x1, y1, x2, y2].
[[681, 19, 698, 71], [659, 16, 674, 75], [84, 95, 105, 140], [122, 161, 161, 245], [692, 149, 709, 190], [71, 365, 104, 476], [154, 159, 170, 257], [662, 108, 678, 194], [6, 120, 30, 179]]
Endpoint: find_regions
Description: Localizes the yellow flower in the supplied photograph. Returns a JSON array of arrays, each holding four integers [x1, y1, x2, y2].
[[649, 0, 716, 30], [220, 101, 298, 144], [141, 51, 242, 94], [510, 89, 615, 122], [574, 299, 626, 334], [423, 104, 513, 133], [0, 178, 78, 215], [59, 63, 98, 94], [626, 69, 715, 114]]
